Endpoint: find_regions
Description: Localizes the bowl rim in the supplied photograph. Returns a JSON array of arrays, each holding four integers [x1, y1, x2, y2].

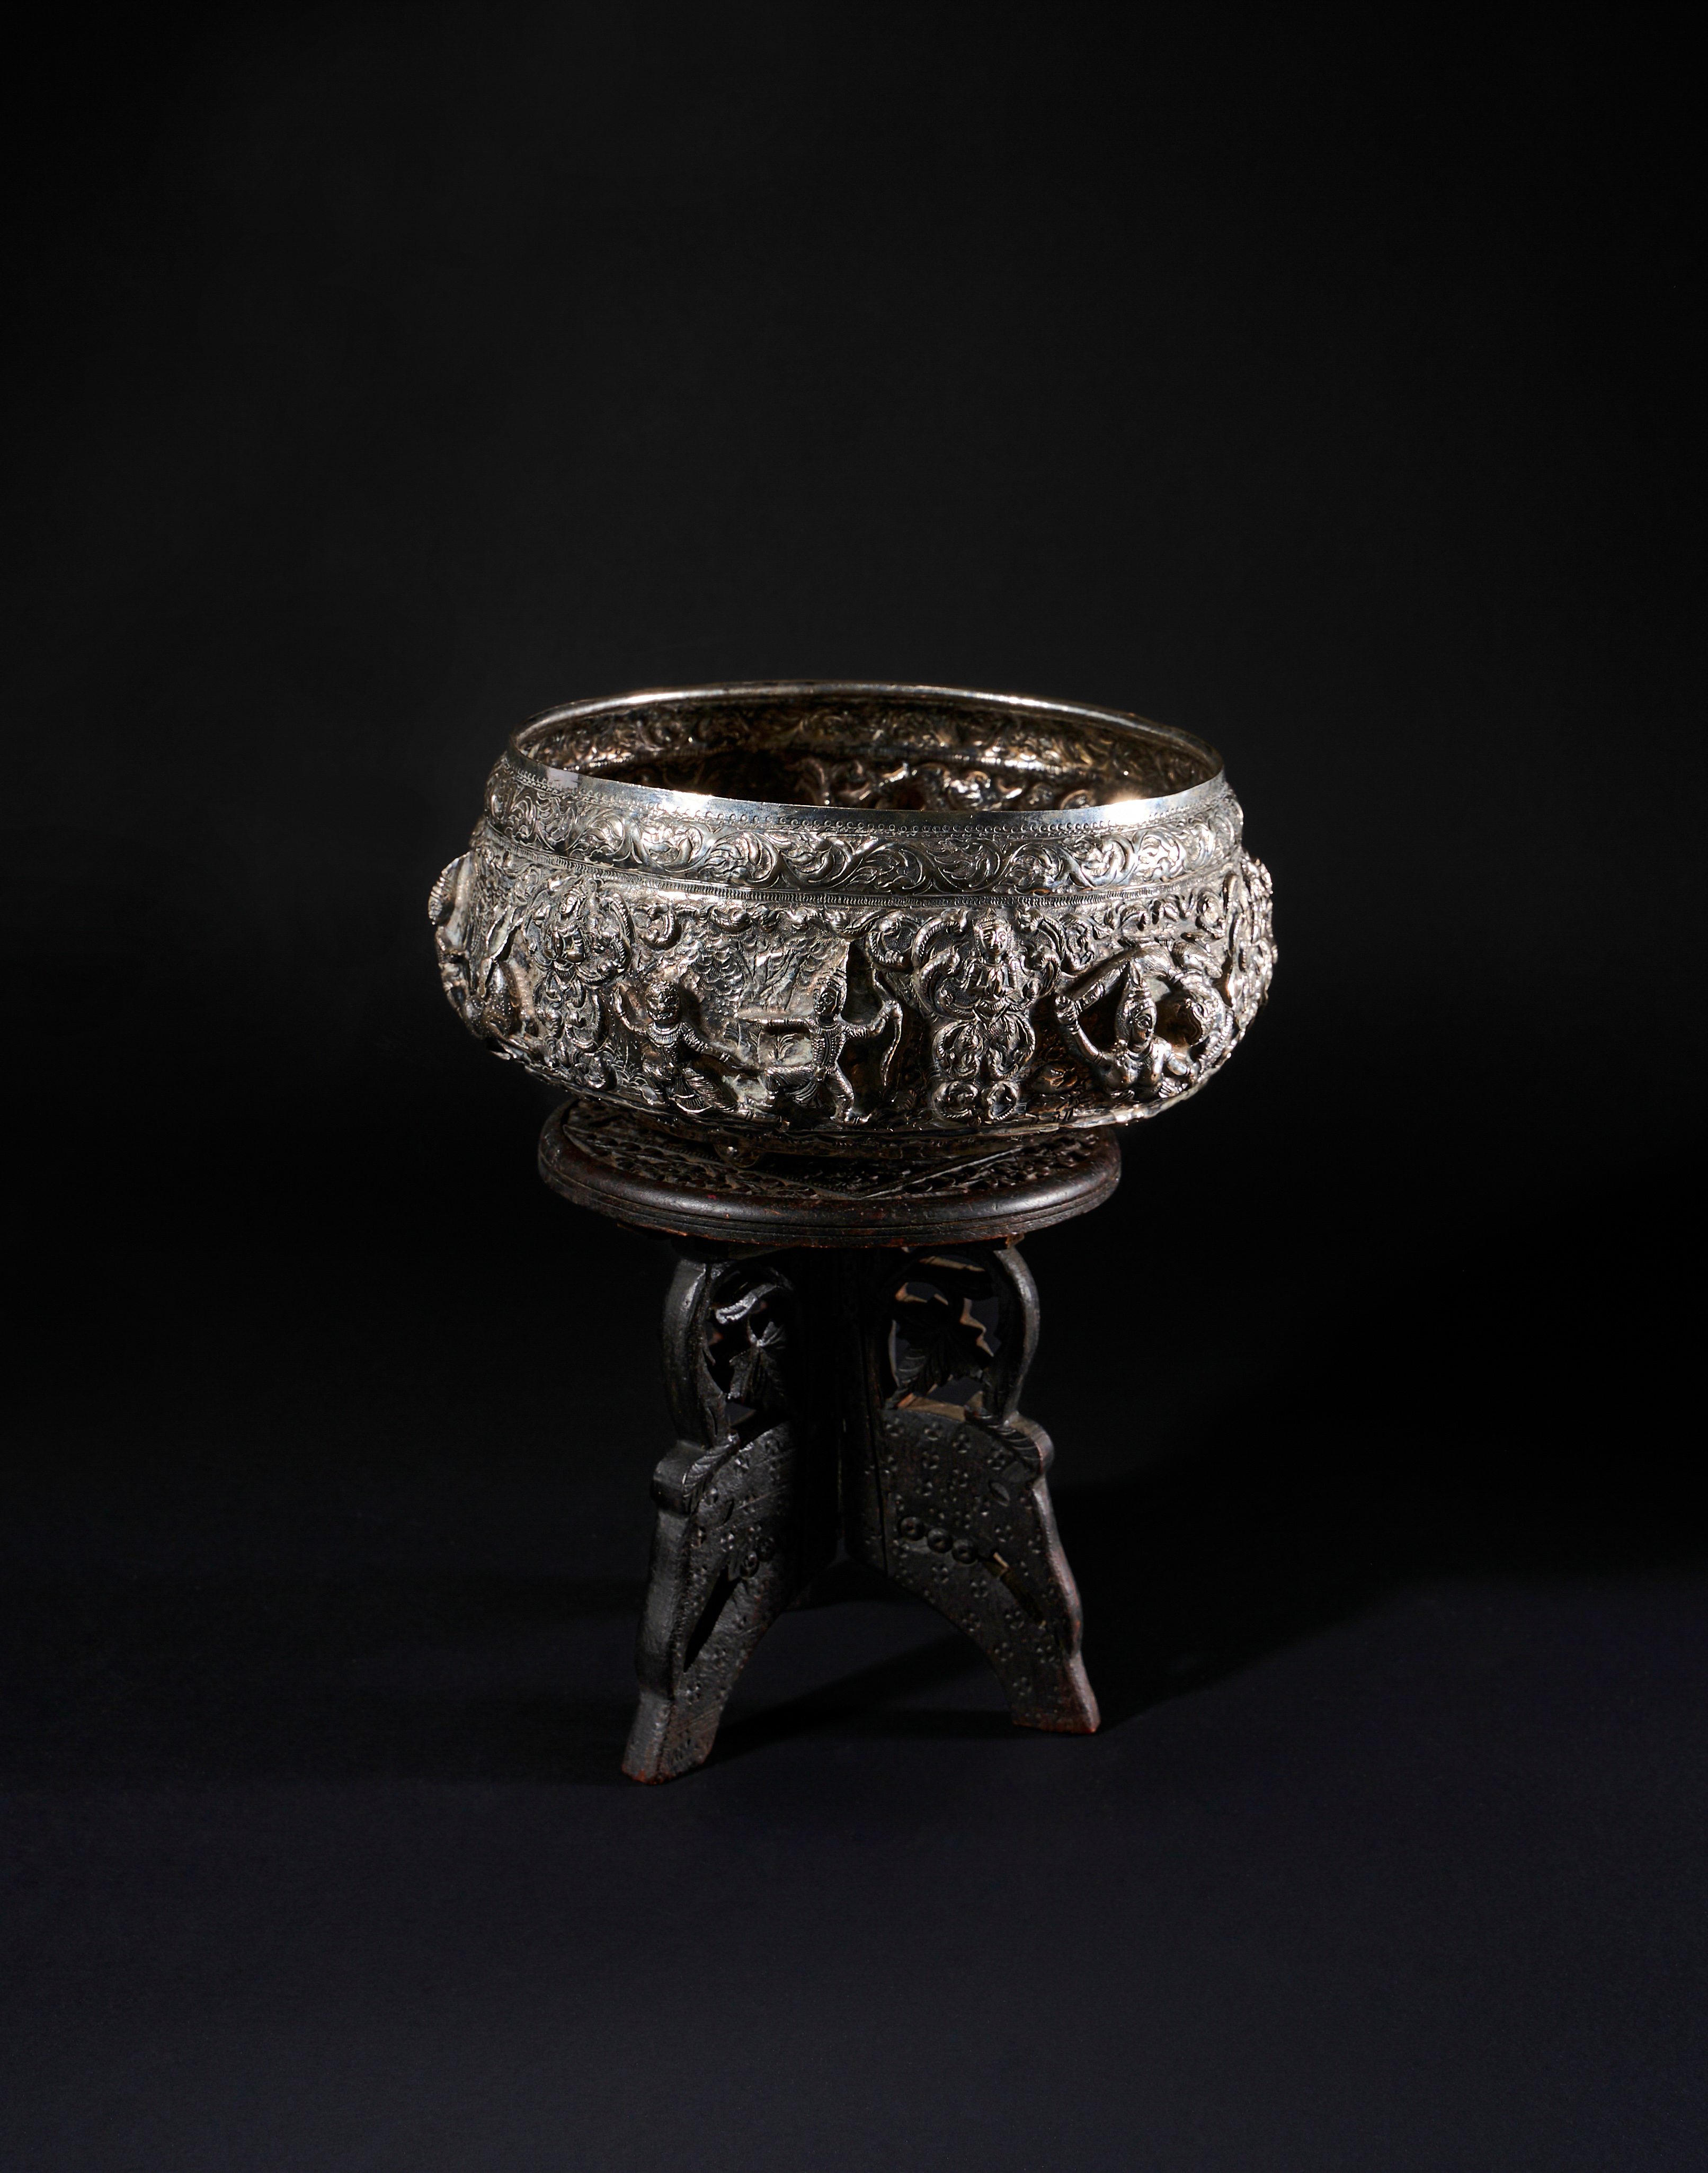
[[505, 679, 1228, 832]]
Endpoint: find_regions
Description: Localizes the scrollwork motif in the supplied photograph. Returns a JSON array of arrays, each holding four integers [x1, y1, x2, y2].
[[481, 755, 1243, 897], [433, 686, 1274, 1141]]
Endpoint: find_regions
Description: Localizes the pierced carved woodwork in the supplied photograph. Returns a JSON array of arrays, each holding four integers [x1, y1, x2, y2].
[[625, 1252, 835, 1782], [532, 1094, 1114, 1782], [623, 1236, 1096, 1783], [841, 1244, 1097, 1735]]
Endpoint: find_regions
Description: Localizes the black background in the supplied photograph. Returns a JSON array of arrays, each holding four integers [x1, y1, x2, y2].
[[5, 11, 1703, 2170]]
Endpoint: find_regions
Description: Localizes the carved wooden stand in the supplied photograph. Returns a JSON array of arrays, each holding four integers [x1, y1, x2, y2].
[[539, 1100, 1120, 1783]]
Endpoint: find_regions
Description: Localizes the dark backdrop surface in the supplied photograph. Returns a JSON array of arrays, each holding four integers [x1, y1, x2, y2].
[[5, 12, 1702, 2171]]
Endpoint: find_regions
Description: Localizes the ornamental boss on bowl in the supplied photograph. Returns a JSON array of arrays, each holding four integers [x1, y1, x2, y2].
[[430, 682, 1274, 1142]]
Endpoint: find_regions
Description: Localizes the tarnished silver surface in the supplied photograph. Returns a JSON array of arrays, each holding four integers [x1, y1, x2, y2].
[[430, 682, 1275, 1144]]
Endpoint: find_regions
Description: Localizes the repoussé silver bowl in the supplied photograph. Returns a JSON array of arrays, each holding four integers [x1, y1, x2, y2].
[[430, 681, 1274, 1147]]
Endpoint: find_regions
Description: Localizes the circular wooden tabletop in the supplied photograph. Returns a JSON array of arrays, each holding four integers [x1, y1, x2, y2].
[[537, 1099, 1121, 1248]]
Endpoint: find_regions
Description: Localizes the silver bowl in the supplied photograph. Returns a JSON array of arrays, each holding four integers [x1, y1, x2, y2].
[[430, 681, 1274, 1146]]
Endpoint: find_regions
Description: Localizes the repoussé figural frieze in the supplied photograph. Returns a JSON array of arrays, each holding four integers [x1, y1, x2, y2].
[[430, 683, 1275, 1141]]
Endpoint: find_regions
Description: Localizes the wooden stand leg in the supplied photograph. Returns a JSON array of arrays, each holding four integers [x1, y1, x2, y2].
[[622, 1249, 834, 1783], [838, 1243, 1099, 1734]]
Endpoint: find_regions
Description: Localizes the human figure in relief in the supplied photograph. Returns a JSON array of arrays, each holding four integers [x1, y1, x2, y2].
[[1049, 941, 1230, 1097]]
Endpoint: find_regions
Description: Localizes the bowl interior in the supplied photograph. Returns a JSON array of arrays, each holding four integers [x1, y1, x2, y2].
[[518, 685, 1217, 815]]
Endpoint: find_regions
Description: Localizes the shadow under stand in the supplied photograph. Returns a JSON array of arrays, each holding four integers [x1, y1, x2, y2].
[[538, 1099, 1120, 1783]]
